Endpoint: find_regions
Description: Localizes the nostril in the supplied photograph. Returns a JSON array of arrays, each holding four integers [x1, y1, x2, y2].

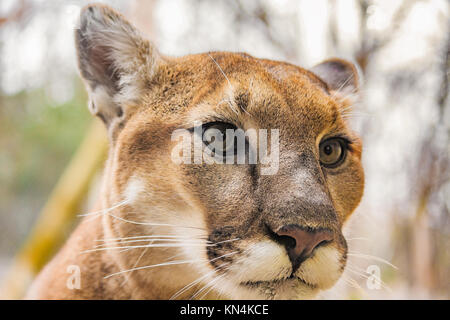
[[273, 234, 297, 250], [267, 225, 296, 248], [313, 231, 334, 250], [316, 239, 331, 250], [271, 224, 334, 273]]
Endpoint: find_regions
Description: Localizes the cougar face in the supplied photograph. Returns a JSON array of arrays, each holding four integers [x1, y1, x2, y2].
[[31, 4, 364, 300], [167, 63, 364, 299]]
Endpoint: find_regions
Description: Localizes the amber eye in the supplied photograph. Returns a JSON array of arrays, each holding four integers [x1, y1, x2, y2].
[[319, 138, 347, 167]]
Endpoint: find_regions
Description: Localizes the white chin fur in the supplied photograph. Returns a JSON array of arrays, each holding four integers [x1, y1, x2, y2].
[[295, 245, 343, 289], [215, 240, 343, 299], [226, 240, 292, 283]]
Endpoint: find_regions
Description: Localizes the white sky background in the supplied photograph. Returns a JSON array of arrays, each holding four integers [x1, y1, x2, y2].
[[0, 0, 448, 298], [0, 0, 446, 95]]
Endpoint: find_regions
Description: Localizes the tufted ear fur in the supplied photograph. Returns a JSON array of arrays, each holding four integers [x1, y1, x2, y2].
[[75, 4, 161, 133], [311, 58, 361, 98]]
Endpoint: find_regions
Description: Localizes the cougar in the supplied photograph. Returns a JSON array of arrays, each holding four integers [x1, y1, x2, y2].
[[26, 4, 364, 300]]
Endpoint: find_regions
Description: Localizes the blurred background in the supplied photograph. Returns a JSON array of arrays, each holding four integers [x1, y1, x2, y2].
[[0, 0, 448, 299]]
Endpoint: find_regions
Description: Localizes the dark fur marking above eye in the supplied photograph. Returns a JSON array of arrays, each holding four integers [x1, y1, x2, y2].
[[235, 92, 249, 113]]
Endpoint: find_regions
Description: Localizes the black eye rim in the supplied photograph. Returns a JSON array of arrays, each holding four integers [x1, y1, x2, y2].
[[187, 120, 237, 133], [200, 121, 239, 156], [319, 137, 350, 168], [202, 121, 237, 133]]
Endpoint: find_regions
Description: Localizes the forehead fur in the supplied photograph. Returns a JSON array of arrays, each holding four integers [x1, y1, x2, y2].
[[131, 52, 347, 134]]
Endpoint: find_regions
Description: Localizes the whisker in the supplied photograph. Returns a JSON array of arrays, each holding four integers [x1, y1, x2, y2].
[[106, 250, 236, 282], [341, 113, 371, 119], [337, 274, 369, 299], [341, 274, 364, 291], [347, 252, 398, 269], [198, 275, 226, 300], [93, 237, 238, 249], [170, 270, 218, 300], [208, 53, 232, 89], [104, 259, 206, 279], [210, 251, 238, 262], [81, 243, 214, 254], [345, 237, 370, 241], [78, 200, 129, 217], [165, 251, 186, 261], [107, 213, 206, 230], [330, 74, 354, 99], [208, 53, 239, 115], [170, 261, 231, 300], [96, 235, 208, 242], [92, 238, 210, 248], [345, 264, 392, 292], [212, 238, 240, 246], [120, 241, 152, 287], [190, 273, 227, 300]]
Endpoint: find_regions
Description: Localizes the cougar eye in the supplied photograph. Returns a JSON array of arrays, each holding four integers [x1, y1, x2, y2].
[[319, 138, 347, 167], [202, 122, 237, 156]]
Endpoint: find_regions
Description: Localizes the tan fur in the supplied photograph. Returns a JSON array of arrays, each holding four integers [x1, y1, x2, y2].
[[26, 4, 364, 300]]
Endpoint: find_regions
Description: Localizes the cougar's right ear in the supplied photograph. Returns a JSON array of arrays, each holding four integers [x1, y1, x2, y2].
[[75, 4, 161, 133], [311, 58, 361, 98]]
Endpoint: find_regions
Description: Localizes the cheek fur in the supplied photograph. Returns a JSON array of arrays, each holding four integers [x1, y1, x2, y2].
[[296, 245, 344, 288], [225, 240, 292, 283]]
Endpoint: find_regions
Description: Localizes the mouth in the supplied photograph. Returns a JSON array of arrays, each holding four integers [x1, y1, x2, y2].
[[240, 275, 317, 290]]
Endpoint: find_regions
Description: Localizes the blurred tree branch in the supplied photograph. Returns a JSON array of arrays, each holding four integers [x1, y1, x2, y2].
[[233, 0, 297, 60], [356, 0, 419, 72], [436, 38, 449, 119], [0, 120, 107, 299]]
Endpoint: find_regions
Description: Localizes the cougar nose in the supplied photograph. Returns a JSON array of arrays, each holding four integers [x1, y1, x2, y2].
[[274, 225, 334, 273]]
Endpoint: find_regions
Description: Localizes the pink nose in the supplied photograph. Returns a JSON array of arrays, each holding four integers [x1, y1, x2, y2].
[[275, 225, 334, 273]]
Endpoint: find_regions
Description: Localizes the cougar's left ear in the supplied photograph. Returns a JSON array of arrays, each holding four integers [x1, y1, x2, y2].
[[311, 58, 361, 97], [75, 4, 161, 132]]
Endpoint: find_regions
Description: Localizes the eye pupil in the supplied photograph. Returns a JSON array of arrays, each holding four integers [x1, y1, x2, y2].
[[319, 138, 347, 167], [202, 122, 237, 156], [324, 145, 333, 155]]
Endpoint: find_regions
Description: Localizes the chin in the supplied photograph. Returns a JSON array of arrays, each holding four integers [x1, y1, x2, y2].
[[204, 241, 344, 300], [212, 275, 320, 300], [242, 277, 320, 300]]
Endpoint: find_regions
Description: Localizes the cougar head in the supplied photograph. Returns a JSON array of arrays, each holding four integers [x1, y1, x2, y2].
[[75, 4, 364, 299]]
